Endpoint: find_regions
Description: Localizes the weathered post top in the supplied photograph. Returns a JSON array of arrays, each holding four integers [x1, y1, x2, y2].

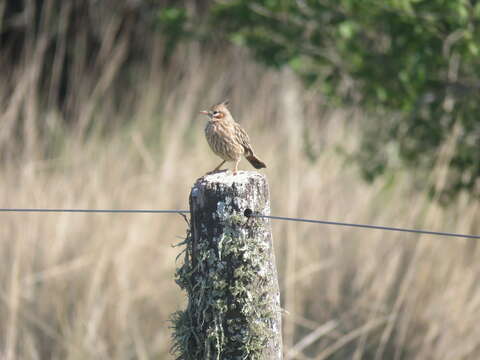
[[172, 171, 282, 360], [191, 170, 270, 217]]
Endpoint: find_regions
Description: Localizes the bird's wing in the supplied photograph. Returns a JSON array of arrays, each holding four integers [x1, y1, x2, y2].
[[234, 123, 253, 154]]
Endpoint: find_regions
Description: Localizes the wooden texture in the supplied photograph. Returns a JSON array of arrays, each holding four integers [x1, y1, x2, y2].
[[172, 171, 282, 359]]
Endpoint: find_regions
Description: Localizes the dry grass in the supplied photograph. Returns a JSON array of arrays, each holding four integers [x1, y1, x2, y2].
[[1, 15, 480, 359]]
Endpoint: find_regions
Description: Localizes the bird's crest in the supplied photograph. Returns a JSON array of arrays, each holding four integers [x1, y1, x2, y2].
[[211, 99, 229, 111], [209, 100, 231, 120], [199, 100, 232, 120]]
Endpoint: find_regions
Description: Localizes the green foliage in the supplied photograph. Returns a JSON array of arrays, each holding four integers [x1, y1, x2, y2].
[[209, 0, 480, 202], [155, 6, 189, 56], [3, 0, 478, 201]]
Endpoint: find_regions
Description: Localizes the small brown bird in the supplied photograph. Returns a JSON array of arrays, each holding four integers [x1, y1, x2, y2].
[[200, 100, 266, 175]]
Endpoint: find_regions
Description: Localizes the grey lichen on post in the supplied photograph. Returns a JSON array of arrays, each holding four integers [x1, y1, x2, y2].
[[172, 171, 282, 359]]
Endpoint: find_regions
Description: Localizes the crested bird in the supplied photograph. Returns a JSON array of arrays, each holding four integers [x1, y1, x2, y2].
[[200, 100, 266, 175]]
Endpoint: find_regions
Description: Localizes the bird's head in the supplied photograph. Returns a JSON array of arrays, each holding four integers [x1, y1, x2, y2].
[[199, 100, 231, 120]]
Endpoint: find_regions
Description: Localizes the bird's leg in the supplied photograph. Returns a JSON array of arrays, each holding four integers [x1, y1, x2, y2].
[[214, 160, 226, 172], [206, 160, 226, 175], [233, 159, 240, 175]]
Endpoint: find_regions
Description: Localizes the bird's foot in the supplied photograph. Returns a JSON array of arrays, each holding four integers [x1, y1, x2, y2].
[[205, 168, 228, 175]]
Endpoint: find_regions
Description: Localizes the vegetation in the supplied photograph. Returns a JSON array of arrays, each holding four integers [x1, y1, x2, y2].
[[209, 0, 480, 201], [3, 0, 479, 200], [1, 1, 480, 359]]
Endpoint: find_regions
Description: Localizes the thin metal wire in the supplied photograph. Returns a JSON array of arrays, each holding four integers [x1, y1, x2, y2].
[[256, 214, 480, 240], [0, 208, 189, 214], [0, 208, 478, 240]]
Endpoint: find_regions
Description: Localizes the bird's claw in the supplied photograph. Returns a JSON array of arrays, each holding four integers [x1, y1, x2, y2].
[[205, 169, 228, 175]]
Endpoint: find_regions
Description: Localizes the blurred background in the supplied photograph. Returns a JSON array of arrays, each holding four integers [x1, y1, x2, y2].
[[1, 0, 479, 359]]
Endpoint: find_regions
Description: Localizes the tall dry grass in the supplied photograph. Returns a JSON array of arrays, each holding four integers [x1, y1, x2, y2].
[[1, 4, 480, 359]]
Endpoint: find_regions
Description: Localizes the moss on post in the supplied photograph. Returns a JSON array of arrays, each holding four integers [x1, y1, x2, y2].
[[172, 171, 282, 359]]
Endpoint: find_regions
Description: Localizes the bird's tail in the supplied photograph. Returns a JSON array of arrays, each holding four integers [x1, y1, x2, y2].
[[246, 153, 267, 169]]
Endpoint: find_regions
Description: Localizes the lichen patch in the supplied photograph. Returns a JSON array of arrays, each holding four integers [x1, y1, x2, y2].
[[172, 173, 281, 359]]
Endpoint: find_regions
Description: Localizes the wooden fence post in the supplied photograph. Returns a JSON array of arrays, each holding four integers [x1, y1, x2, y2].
[[172, 171, 282, 359]]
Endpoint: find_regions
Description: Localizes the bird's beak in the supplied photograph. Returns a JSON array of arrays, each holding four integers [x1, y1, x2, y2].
[[199, 110, 209, 116]]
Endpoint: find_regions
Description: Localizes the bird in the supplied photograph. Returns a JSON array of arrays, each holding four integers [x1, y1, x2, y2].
[[200, 100, 266, 175]]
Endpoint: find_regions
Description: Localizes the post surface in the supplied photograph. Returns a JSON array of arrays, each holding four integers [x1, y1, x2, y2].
[[172, 171, 282, 359]]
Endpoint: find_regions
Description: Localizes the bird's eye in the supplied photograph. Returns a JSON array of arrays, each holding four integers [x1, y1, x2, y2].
[[213, 111, 219, 115]]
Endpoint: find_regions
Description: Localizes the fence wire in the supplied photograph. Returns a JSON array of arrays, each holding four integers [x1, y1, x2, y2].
[[0, 208, 189, 214], [257, 214, 480, 240], [0, 208, 478, 240]]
